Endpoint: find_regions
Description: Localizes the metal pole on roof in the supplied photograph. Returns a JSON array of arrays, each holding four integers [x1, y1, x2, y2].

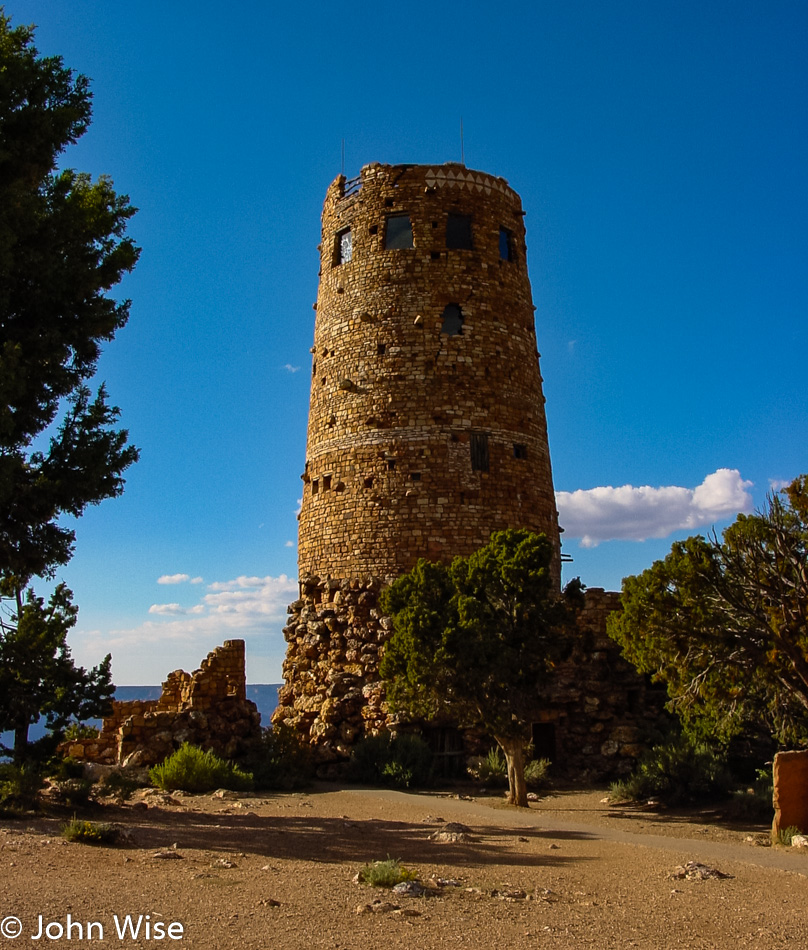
[[460, 117, 465, 166]]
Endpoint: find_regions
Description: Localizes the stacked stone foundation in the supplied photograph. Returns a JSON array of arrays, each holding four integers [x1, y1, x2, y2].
[[62, 640, 261, 767], [272, 580, 665, 781]]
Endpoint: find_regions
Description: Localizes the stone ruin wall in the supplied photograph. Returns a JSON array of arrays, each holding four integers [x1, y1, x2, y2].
[[62, 640, 261, 767], [273, 580, 666, 781]]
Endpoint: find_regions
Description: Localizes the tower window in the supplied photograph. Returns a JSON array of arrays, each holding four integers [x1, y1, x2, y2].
[[323, 475, 332, 491], [334, 228, 352, 265], [441, 304, 464, 336], [311, 479, 319, 495], [470, 432, 489, 472], [377, 343, 386, 355], [499, 227, 513, 261], [446, 213, 473, 249], [385, 215, 414, 249], [513, 443, 528, 459]]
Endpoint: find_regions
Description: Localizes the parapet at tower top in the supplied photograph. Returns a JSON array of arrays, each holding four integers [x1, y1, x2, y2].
[[331, 161, 523, 206]]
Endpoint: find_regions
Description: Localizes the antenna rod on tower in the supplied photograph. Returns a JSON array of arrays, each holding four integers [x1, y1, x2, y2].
[[460, 117, 465, 165]]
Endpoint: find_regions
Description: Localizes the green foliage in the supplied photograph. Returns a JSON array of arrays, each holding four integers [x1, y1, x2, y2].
[[243, 724, 313, 790], [0, 584, 114, 761], [0, 762, 43, 813], [380, 529, 581, 805], [51, 777, 93, 807], [64, 723, 100, 741], [98, 770, 142, 801], [0, 12, 140, 589], [348, 731, 433, 788], [468, 747, 509, 786], [49, 756, 85, 781], [608, 735, 733, 806], [775, 825, 803, 846], [149, 743, 254, 794], [608, 477, 808, 746], [61, 817, 118, 845], [524, 756, 551, 789], [468, 747, 550, 789], [724, 787, 773, 823], [0, 11, 137, 761], [357, 857, 418, 888]]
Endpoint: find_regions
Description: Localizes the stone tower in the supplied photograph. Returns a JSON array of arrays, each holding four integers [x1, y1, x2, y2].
[[298, 162, 560, 583], [273, 162, 566, 762]]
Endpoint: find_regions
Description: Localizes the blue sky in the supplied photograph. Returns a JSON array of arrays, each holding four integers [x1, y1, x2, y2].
[[7, 0, 807, 685]]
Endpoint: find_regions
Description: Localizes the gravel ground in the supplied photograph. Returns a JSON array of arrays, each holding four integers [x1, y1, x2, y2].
[[1, 785, 806, 949]]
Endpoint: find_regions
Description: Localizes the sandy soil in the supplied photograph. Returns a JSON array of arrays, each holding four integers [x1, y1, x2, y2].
[[1, 784, 806, 949]]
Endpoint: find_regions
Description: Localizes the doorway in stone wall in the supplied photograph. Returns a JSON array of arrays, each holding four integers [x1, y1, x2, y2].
[[531, 722, 557, 761], [423, 725, 466, 779]]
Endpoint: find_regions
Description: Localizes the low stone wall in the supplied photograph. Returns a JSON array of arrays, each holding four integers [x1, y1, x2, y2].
[[772, 750, 808, 838], [272, 579, 666, 780], [62, 640, 261, 767]]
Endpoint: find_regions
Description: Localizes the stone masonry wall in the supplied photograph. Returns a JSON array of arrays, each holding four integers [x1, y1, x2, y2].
[[62, 640, 261, 767], [272, 581, 665, 781], [299, 163, 560, 585]]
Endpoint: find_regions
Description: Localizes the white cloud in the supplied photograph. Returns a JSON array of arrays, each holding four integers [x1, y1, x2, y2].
[[148, 603, 185, 615], [556, 468, 753, 548], [157, 573, 191, 585], [284, 363, 301, 373], [285, 540, 295, 548], [78, 573, 299, 683], [190, 576, 204, 585], [769, 478, 791, 492]]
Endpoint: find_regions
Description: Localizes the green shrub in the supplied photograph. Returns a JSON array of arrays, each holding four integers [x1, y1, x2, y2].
[[98, 770, 142, 801], [468, 747, 551, 790], [608, 735, 733, 806], [776, 825, 803, 846], [723, 769, 773, 822], [64, 723, 100, 741], [243, 724, 313, 790], [52, 778, 94, 807], [357, 857, 418, 887], [724, 788, 773, 822], [61, 817, 118, 844], [468, 747, 507, 786], [49, 756, 86, 781], [149, 743, 254, 793], [349, 732, 433, 788], [0, 763, 43, 813], [525, 757, 551, 789]]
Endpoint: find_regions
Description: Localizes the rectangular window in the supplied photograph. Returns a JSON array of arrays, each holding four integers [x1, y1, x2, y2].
[[513, 443, 528, 459], [499, 227, 513, 261], [334, 228, 352, 265], [384, 215, 414, 249], [446, 213, 473, 249], [470, 432, 489, 472]]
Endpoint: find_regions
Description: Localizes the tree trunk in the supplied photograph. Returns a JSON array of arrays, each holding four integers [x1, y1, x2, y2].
[[496, 736, 528, 807], [14, 722, 29, 763]]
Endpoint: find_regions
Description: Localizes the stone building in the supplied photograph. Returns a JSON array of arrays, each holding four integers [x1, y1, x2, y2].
[[273, 163, 664, 778], [62, 640, 261, 767]]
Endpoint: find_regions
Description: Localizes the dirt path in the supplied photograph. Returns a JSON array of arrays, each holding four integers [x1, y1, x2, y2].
[[1, 786, 806, 949]]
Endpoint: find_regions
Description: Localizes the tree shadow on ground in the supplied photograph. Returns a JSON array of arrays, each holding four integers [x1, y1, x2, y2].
[[18, 799, 596, 871]]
